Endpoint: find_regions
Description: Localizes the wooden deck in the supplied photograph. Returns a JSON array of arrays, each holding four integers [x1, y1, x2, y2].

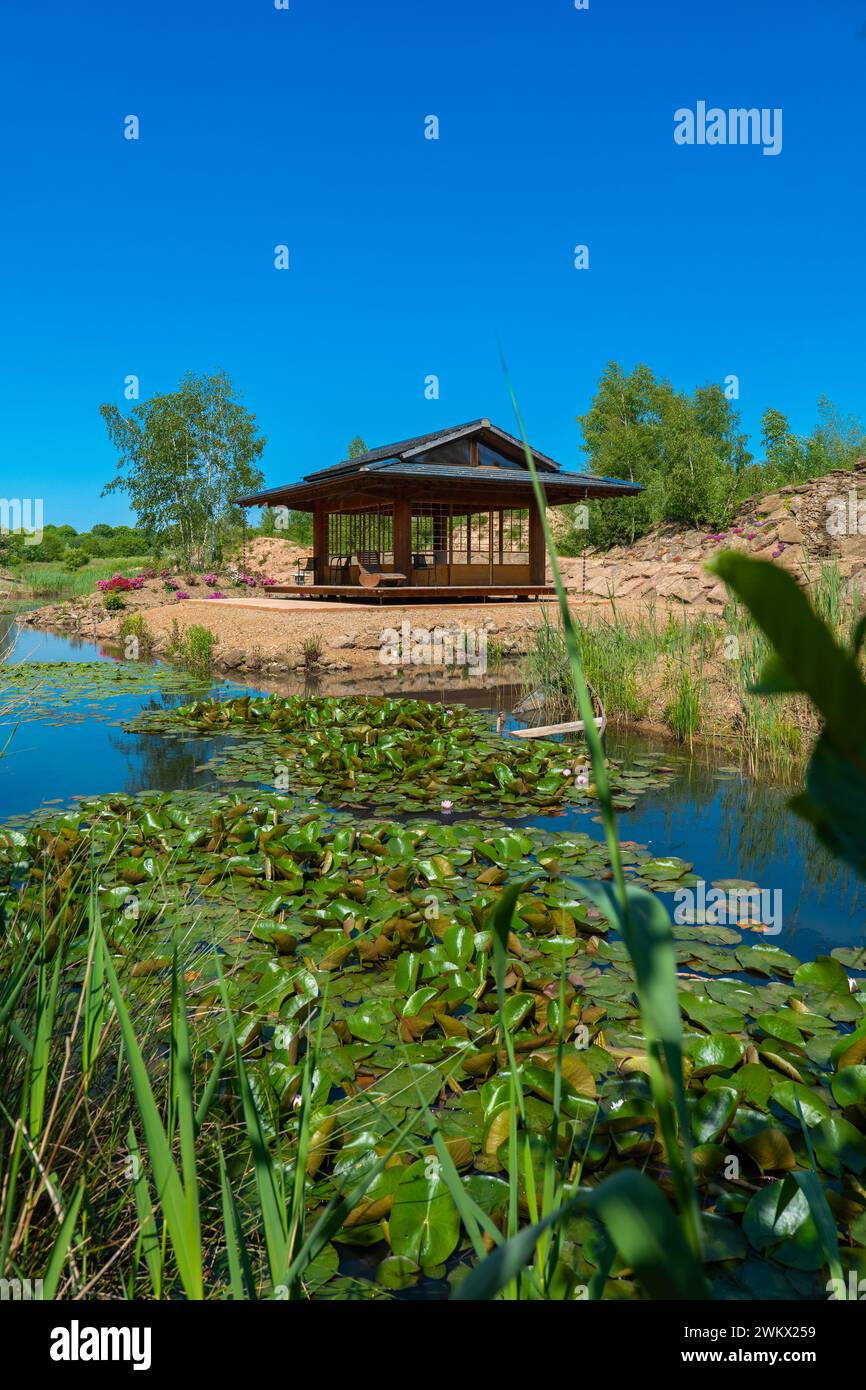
[[267, 583, 556, 604]]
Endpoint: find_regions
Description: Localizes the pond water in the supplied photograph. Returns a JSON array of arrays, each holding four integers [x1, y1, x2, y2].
[[1, 619, 863, 963]]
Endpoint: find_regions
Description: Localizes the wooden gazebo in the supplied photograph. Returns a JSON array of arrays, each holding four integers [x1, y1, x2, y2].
[[236, 419, 641, 602]]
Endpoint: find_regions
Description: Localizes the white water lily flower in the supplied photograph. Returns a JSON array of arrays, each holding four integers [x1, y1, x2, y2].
[[441, 799, 453, 811]]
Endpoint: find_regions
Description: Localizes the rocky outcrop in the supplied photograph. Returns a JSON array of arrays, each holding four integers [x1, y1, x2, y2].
[[559, 460, 866, 607]]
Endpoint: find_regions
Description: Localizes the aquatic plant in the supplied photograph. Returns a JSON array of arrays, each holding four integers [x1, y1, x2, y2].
[[118, 612, 155, 659], [136, 694, 675, 815], [0, 787, 863, 1299]]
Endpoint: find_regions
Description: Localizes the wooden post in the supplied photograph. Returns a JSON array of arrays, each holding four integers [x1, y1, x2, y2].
[[529, 497, 545, 584], [312, 503, 327, 584], [431, 505, 448, 585], [393, 498, 411, 581]]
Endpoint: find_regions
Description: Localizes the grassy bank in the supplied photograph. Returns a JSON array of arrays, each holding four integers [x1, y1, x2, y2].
[[4, 556, 153, 603], [521, 564, 862, 783]]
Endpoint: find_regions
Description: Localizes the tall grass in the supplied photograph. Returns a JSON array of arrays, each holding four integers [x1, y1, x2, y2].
[[10, 557, 153, 602], [165, 620, 217, 676], [520, 560, 864, 781], [0, 841, 408, 1299]]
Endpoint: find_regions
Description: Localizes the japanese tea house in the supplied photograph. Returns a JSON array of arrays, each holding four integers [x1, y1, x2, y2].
[[236, 419, 641, 602]]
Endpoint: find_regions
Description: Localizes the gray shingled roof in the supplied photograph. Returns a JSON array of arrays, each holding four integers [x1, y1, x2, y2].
[[236, 418, 642, 506], [298, 419, 561, 483]]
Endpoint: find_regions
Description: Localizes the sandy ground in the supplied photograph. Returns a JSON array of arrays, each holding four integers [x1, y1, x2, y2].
[[106, 595, 562, 675]]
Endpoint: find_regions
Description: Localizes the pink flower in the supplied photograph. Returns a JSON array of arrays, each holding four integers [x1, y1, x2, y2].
[[175, 591, 190, 601], [203, 573, 220, 586], [206, 591, 224, 599]]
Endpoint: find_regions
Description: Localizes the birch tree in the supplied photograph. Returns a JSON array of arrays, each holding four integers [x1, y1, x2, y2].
[[100, 372, 265, 566]]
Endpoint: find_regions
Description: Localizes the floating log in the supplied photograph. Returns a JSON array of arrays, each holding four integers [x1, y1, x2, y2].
[[510, 682, 606, 740], [511, 713, 606, 740]]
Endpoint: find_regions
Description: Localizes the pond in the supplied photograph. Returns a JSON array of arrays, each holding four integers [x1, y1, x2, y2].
[[1, 619, 863, 964]]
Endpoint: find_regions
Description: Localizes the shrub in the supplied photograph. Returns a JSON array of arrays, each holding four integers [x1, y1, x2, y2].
[[303, 635, 322, 667], [103, 590, 125, 612], [96, 573, 144, 593], [164, 620, 216, 675], [62, 548, 90, 572], [118, 612, 154, 658]]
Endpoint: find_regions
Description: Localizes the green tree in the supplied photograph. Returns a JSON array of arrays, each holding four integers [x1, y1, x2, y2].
[[760, 399, 866, 490], [577, 362, 754, 546], [100, 372, 266, 567], [347, 436, 368, 458]]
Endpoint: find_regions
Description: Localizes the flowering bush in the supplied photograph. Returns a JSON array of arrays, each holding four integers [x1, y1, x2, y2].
[[96, 573, 144, 593], [206, 591, 224, 599], [234, 570, 278, 589], [175, 591, 190, 601], [163, 580, 179, 592], [203, 573, 220, 587]]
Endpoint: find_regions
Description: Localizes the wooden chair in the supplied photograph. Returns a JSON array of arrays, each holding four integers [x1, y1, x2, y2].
[[412, 553, 433, 585], [356, 551, 406, 589], [328, 553, 351, 584]]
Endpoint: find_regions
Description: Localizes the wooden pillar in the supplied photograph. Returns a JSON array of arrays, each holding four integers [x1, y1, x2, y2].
[[312, 502, 327, 584], [431, 505, 447, 584], [488, 509, 493, 582], [528, 498, 546, 584], [393, 498, 411, 581]]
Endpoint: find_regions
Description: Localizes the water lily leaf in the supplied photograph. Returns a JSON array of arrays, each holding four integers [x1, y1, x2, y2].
[[348, 1003, 391, 1043], [758, 1012, 805, 1047], [742, 1177, 813, 1251], [813, 1115, 866, 1177], [689, 1033, 743, 1076], [738, 1126, 797, 1173], [794, 956, 851, 996], [772, 1080, 832, 1127], [736, 944, 800, 977], [831, 1066, 866, 1108], [731, 1062, 774, 1110], [692, 1086, 739, 1144], [702, 1212, 747, 1262], [388, 1158, 461, 1270], [376, 1254, 419, 1289]]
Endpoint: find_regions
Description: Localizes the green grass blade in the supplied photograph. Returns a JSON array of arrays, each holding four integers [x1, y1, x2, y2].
[[42, 1179, 84, 1299], [102, 937, 203, 1298]]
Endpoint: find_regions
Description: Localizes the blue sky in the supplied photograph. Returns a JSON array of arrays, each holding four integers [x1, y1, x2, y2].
[[2, 0, 865, 529]]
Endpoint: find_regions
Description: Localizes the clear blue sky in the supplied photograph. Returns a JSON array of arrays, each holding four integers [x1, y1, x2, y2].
[[2, 0, 864, 530]]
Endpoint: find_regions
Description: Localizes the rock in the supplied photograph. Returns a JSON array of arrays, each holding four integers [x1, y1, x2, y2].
[[219, 648, 245, 669], [331, 634, 356, 649]]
